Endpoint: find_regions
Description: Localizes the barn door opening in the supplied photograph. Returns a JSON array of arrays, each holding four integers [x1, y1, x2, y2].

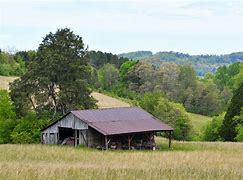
[[58, 127, 74, 145]]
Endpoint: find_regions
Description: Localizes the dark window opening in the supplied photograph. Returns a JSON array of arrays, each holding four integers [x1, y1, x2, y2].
[[58, 127, 74, 141]]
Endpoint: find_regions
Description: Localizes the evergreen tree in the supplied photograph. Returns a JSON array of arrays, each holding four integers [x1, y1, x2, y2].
[[221, 83, 243, 141]]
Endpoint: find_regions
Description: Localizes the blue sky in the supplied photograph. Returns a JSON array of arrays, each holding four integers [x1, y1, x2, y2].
[[1, 0, 243, 55]]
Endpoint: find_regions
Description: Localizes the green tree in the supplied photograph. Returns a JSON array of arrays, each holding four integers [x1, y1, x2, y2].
[[233, 108, 243, 142], [0, 51, 26, 76], [89, 50, 128, 69], [232, 63, 243, 89], [98, 64, 119, 90], [11, 112, 50, 143], [177, 64, 197, 103], [203, 113, 224, 141], [0, 90, 16, 143], [139, 92, 161, 114], [153, 98, 192, 140], [221, 83, 243, 141], [139, 92, 192, 140], [155, 63, 180, 100], [10, 28, 96, 118], [119, 60, 138, 81], [214, 62, 241, 90], [126, 62, 156, 93], [184, 81, 221, 116]]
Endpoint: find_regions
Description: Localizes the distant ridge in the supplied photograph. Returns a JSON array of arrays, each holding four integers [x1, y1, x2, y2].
[[118, 51, 153, 60], [118, 51, 243, 76]]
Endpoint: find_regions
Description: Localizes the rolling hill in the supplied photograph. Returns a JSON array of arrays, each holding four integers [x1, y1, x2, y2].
[[118, 51, 243, 76]]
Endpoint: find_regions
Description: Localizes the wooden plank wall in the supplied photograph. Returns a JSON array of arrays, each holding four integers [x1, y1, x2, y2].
[[42, 113, 88, 145]]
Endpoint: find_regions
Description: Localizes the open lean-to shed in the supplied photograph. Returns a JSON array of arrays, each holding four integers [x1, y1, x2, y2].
[[41, 107, 173, 150]]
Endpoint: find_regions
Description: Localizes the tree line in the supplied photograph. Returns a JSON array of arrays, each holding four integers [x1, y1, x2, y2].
[[0, 28, 242, 143], [118, 51, 243, 76]]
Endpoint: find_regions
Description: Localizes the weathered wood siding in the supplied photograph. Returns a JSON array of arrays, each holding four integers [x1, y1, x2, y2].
[[79, 129, 88, 146], [42, 113, 88, 144], [88, 128, 104, 147]]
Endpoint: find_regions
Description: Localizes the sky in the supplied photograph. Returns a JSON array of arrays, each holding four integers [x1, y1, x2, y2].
[[1, 0, 243, 55]]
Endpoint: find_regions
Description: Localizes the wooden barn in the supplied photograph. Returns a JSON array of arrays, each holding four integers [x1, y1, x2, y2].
[[41, 107, 173, 150]]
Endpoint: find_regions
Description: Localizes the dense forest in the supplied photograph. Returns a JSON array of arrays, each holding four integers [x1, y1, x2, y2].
[[0, 28, 242, 143], [119, 51, 243, 76]]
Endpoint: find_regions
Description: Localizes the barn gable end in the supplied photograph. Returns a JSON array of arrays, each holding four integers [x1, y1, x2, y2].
[[42, 113, 89, 145]]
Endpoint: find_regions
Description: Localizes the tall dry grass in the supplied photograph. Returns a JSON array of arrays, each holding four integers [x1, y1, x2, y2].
[[0, 139, 243, 180]]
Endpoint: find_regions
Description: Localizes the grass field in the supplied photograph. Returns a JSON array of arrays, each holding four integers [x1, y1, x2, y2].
[[0, 138, 243, 179]]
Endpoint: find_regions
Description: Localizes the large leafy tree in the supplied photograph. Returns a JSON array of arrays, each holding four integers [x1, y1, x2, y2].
[[214, 62, 241, 90], [221, 83, 243, 141], [10, 28, 96, 118]]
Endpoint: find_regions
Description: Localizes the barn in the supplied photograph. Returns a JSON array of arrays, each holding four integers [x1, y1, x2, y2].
[[41, 107, 173, 150]]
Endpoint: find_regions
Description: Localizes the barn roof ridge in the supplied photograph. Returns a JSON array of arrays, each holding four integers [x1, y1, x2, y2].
[[71, 106, 139, 112]]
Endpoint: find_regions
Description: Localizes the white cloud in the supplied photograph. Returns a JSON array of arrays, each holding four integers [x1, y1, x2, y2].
[[0, 0, 243, 54]]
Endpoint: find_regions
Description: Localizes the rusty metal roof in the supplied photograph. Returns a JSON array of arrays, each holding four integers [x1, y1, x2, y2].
[[71, 107, 173, 135]]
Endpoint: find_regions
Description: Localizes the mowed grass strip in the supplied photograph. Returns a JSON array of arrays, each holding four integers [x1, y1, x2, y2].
[[0, 140, 243, 180]]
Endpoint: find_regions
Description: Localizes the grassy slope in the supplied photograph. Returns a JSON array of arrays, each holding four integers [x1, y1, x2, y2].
[[187, 112, 212, 134], [0, 139, 243, 179], [91, 92, 130, 108]]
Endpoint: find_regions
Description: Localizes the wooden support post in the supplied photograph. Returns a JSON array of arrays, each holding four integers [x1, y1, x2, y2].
[[152, 133, 155, 143], [41, 133, 43, 144], [105, 136, 108, 150], [168, 131, 172, 148], [128, 135, 131, 150], [74, 129, 77, 147]]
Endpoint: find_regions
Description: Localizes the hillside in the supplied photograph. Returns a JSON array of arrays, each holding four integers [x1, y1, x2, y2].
[[91, 92, 130, 108], [0, 140, 243, 179], [118, 51, 243, 76], [187, 112, 211, 138]]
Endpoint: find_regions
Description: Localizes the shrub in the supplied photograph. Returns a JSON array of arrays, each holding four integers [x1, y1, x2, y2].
[[154, 98, 192, 141], [203, 113, 224, 141], [11, 112, 50, 143], [0, 90, 16, 143], [139, 92, 161, 114], [235, 125, 243, 142]]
